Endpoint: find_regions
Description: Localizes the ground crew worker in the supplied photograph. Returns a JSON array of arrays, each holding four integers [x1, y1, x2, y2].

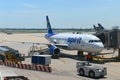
[[86, 53, 92, 61]]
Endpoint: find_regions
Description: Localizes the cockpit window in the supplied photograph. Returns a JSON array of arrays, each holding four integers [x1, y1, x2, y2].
[[89, 40, 101, 43]]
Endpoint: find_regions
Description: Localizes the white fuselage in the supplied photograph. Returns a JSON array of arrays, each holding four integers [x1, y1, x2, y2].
[[45, 33, 104, 53]]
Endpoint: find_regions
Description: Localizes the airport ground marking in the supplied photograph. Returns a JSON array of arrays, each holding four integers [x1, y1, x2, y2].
[[111, 62, 120, 64]]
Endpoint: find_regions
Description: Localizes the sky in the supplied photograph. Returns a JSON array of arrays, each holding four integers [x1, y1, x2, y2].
[[0, 0, 120, 29]]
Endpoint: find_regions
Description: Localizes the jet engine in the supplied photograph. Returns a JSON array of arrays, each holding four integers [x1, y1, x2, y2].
[[49, 45, 60, 58]]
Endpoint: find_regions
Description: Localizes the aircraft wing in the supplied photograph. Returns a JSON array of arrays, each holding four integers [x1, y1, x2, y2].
[[35, 42, 68, 49], [32, 42, 69, 49], [54, 44, 68, 48], [3, 40, 68, 48]]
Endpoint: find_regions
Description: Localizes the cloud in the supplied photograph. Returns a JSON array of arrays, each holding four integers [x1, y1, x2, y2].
[[22, 3, 37, 9]]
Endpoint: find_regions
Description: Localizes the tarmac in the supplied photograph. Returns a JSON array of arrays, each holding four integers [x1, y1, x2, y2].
[[0, 33, 120, 80]]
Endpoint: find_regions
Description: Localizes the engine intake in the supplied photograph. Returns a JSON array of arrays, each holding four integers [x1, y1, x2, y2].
[[49, 46, 60, 57]]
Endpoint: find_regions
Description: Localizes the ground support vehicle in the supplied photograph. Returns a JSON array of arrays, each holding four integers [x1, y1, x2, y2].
[[0, 46, 25, 63], [76, 61, 107, 78], [32, 55, 51, 66], [0, 70, 29, 80]]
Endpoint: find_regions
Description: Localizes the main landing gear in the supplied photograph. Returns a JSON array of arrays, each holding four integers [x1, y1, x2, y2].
[[77, 51, 84, 57]]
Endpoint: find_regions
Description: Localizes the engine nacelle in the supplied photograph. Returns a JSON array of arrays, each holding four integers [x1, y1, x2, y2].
[[49, 45, 60, 56]]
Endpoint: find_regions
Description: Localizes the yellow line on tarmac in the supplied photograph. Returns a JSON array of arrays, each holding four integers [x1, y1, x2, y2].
[[111, 62, 120, 64]]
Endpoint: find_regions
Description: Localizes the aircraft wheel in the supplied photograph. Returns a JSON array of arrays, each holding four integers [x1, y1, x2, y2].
[[77, 51, 83, 57], [52, 54, 59, 59]]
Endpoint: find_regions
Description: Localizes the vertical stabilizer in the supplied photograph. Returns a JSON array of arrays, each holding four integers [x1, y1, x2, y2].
[[98, 23, 104, 30], [46, 16, 54, 34], [93, 25, 97, 30]]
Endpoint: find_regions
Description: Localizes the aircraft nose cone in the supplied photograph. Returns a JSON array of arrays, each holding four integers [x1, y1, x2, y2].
[[97, 43, 104, 52]]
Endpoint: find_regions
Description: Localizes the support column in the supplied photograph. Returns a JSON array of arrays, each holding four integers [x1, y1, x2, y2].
[[118, 47, 120, 58]]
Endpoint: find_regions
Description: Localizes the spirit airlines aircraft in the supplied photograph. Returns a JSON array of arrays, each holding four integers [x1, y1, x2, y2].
[[5, 16, 104, 58], [43, 16, 104, 57]]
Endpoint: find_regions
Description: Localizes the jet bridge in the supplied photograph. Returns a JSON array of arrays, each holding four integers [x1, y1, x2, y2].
[[95, 28, 120, 58]]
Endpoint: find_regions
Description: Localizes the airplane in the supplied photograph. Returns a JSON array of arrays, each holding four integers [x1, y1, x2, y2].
[[43, 16, 104, 57], [3, 16, 104, 58], [93, 23, 104, 32]]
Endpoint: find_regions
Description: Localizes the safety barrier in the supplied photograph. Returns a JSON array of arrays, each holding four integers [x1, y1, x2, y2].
[[32, 65, 52, 72], [0, 60, 52, 72], [16, 63, 32, 70], [4, 61, 16, 67]]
